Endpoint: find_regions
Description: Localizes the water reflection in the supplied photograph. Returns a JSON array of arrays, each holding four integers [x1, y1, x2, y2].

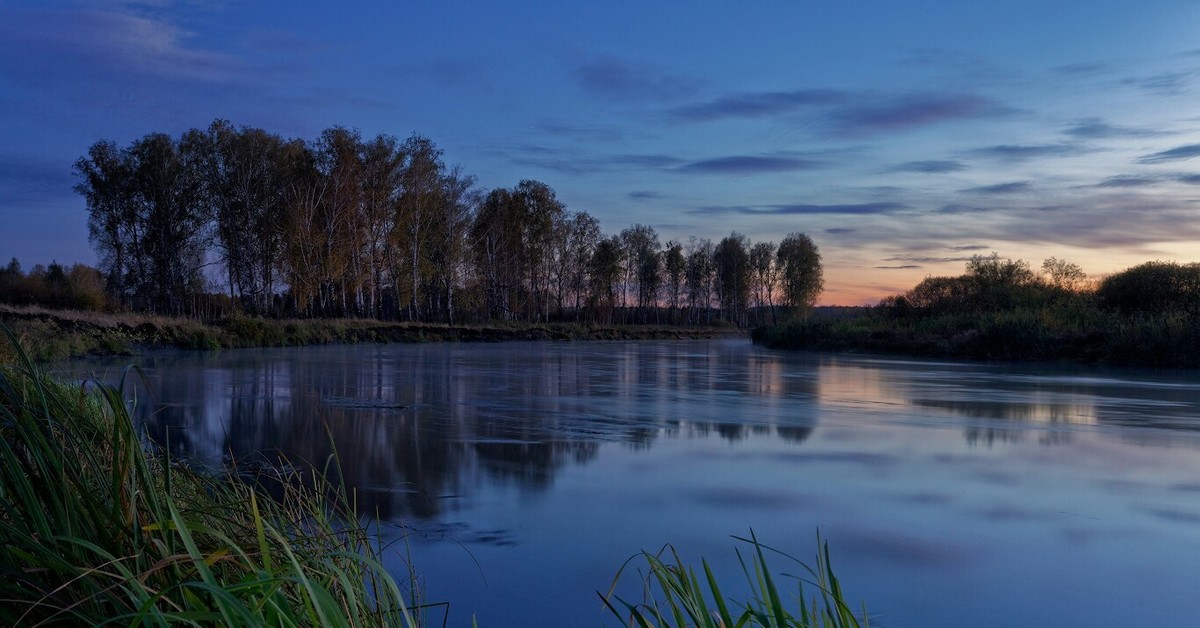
[[68, 342, 1200, 628], [809, 356, 1200, 446], [79, 342, 1200, 526], [95, 341, 822, 520]]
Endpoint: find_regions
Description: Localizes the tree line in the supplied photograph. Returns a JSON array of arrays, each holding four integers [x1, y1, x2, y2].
[[70, 120, 823, 325], [755, 253, 1200, 367]]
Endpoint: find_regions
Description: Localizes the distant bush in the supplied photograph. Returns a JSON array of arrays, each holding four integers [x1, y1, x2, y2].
[[0, 258, 114, 312], [1096, 261, 1200, 315], [756, 255, 1200, 368]]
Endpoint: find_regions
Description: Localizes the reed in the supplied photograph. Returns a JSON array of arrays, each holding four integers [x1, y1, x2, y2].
[[0, 327, 422, 626], [602, 531, 866, 628]]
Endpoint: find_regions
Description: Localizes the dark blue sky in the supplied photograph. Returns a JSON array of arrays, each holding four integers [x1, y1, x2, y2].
[[3, 0, 1200, 303]]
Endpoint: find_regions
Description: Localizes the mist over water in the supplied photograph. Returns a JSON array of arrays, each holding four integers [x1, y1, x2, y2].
[[76, 340, 1200, 627]]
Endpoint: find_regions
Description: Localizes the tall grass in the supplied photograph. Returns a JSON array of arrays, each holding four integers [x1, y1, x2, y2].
[[0, 328, 422, 626], [603, 531, 866, 628]]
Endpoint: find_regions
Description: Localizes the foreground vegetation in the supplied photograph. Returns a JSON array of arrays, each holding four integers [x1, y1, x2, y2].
[[755, 256, 1200, 368], [605, 532, 866, 628], [0, 333, 423, 626]]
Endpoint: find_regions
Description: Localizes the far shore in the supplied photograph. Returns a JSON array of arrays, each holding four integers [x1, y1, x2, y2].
[[0, 304, 748, 362]]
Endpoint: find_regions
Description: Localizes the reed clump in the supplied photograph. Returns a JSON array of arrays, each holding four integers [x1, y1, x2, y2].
[[0, 330, 421, 626], [603, 531, 866, 628]]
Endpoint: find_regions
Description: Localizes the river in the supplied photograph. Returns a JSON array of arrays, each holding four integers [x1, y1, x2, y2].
[[74, 339, 1200, 627]]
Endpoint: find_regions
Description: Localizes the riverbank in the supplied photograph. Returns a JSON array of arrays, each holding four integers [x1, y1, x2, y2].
[[752, 307, 1200, 368], [0, 304, 746, 362]]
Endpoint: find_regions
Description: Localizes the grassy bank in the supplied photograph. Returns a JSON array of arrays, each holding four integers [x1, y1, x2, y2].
[[0, 304, 746, 362], [0, 335, 423, 626]]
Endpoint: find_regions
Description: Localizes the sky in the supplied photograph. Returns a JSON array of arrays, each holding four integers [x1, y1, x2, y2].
[[3, 0, 1200, 304]]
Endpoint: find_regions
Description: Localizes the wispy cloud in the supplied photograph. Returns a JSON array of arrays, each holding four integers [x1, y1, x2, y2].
[[535, 120, 625, 142], [1122, 70, 1195, 96], [614, 154, 686, 169], [890, 160, 967, 173], [961, 181, 1031, 195], [827, 93, 999, 137], [876, 264, 922, 269], [1095, 175, 1160, 188], [669, 87, 1006, 137], [0, 8, 241, 82], [1052, 62, 1116, 78], [669, 89, 845, 122], [0, 154, 75, 205], [1063, 117, 1161, 139], [574, 56, 697, 101], [1138, 143, 1200, 163], [504, 145, 687, 175], [883, 255, 975, 264], [627, 191, 660, 201], [690, 202, 906, 216], [934, 204, 989, 214], [967, 143, 1091, 161], [394, 57, 486, 89], [897, 48, 1018, 84], [674, 155, 825, 174]]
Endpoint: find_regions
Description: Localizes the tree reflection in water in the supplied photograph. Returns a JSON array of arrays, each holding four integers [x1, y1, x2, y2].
[[109, 341, 821, 521]]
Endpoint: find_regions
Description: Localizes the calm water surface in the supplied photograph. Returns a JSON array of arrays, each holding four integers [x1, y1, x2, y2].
[[75, 340, 1200, 627]]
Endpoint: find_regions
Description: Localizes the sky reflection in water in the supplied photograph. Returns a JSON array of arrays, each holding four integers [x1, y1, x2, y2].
[[76, 340, 1200, 627]]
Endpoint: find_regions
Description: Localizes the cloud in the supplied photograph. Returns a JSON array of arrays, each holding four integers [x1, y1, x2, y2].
[[0, 4, 327, 134], [1177, 174, 1200, 184], [0, 8, 240, 83], [669, 89, 845, 122], [967, 143, 1091, 161], [935, 204, 988, 214], [876, 265, 921, 269], [890, 160, 967, 173], [1138, 143, 1200, 163], [1052, 62, 1115, 78], [1122, 70, 1195, 96], [949, 244, 990, 251], [394, 57, 486, 89], [1004, 195, 1200, 247], [897, 48, 1017, 84], [884, 255, 975, 264], [828, 93, 1000, 137], [1063, 117, 1161, 139], [627, 191, 660, 201], [961, 181, 1031, 195], [670, 88, 1005, 137], [574, 56, 696, 101], [674, 156, 825, 175], [535, 120, 624, 142], [505, 146, 685, 175], [825, 227, 856, 235], [0, 154, 76, 205], [1096, 175, 1160, 188], [690, 202, 906, 216], [614, 154, 686, 169]]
